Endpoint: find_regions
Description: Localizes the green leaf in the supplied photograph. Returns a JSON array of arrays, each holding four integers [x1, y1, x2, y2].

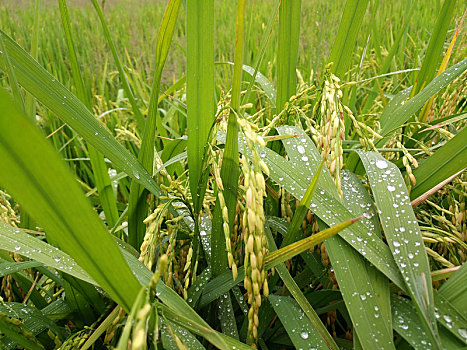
[[0, 31, 166, 207], [433, 290, 467, 345], [277, 0, 301, 111], [186, 0, 215, 214], [341, 170, 393, 347], [161, 318, 206, 350], [0, 261, 43, 277], [89, 0, 144, 128], [0, 303, 67, 341], [264, 225, 339, 350], [357, 151, 440, 346], [128, 0, 182, 248], [328, 0, 369, 78], [280, 160, 325, 248], [411, 0, 457, 96], [410, 126, 467, 199], [0, 90, 141, 311], [211, 0, 245, 276], [392, 294, 466, 349], [268, 295, 328, 349], [438, 263, 467, 319], [225, 62, 276, 107], [58, 0, 119, 229], [377, 58, 467, 146]]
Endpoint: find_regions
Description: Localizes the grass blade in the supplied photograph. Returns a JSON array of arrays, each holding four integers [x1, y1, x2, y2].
[[411, 0, 457, 96], [341, 170, 393, 347], [410, 126, 467, 199], [264, 225, 339, 350], [328, 0, 369, 78], [268, 294, 329, 349], [438, 262, 467, 318], [280, 160, 325, 249], [276, 0, 301, 112], [186, 0, 215, 214], [0, 90, 141, 311], [89, 0, 144, 128], [357, 151, 440, 347], [58, 0, 119, 228], [377, 58, 467, 146], [211, 0, 245, 275], [272, 126, 405, 288], [128, 0, 182, 248], [0, 31, 165, 204]]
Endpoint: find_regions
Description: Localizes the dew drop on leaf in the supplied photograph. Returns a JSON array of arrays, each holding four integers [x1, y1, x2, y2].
[[375, 159, 388, 169]]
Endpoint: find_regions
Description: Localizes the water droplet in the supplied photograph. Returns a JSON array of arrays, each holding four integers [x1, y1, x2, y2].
[[443, 314, 452, 323], [458, 328, 467, 340], [297, 145, 305, 154], [387, 185, 396, 192], [375, 159, 388, 169], [360, 294, 367, 301], [300, 331, 309, 339], [14, 246, 21, 251], [393, 241, 401, 247]]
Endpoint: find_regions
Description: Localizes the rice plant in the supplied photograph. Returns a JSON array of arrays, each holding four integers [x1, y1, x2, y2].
[[0, 0, 466, 349]]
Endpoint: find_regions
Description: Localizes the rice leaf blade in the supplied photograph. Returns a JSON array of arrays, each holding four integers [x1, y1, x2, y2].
[[357, 151, 440, 347], [0, 90, 141, 311]]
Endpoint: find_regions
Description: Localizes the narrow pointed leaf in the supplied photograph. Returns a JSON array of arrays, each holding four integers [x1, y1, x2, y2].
[[0, 90, 141, 311], [328, 0, 369, 77], [357, 151, 440, 346], [277, 0, 301, 111], [268, 294, 328, 350], [410, 126, 467, 199], [186, 0, 215, 214]]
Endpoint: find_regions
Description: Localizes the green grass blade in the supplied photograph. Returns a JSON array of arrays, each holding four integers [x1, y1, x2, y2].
[[377, 58, 467, 146], [410, 126, 467, 199], [357, 151, 440, 347], [280, 159, 325, 248], [264, 225, 339, 350], [211, 0, 245, 275], [89, 0, 144, 128], [341, 170, 393, 346], [218, 292, 239, 339], [392, 294, 466, 349], [276, 0, 301, 112], [161, 318, 206, 350], [438, 263, 467, 318], [0, 261, 43, 277], [0, 90, 141, 311], [433, 291, 467, 345], [268, 294, 329, 349], [186, 0, 215, 214], [328, 0, 369, 78], [0, 31, 165, 203], [0, 33, 25, 110], [128, 0, 182, 248], [58, 0, 119, 228], [241, 0, 280, 107], [411, 0, 457, 96]]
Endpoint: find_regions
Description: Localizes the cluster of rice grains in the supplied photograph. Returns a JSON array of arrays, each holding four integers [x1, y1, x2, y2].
[[237, 117, 270, 345], [310, 64, 346, 196]]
